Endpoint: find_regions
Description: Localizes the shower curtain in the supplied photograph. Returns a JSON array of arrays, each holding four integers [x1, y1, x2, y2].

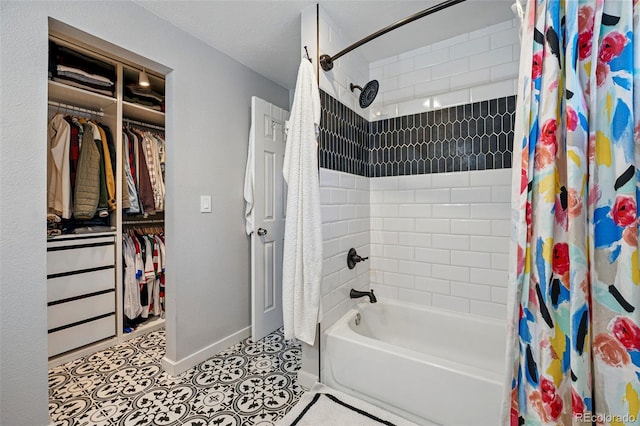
[[504, 0, 639, 425]]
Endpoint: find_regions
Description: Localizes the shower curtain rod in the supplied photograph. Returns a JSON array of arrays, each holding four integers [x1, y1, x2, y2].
[[319, 0, 466, 71]]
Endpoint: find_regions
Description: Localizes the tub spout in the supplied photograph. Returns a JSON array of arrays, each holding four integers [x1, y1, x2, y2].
[[350, 289, 377, 303]]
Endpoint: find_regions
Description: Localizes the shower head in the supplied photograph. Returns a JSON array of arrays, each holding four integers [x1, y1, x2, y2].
[[350, 80, 379, 108]]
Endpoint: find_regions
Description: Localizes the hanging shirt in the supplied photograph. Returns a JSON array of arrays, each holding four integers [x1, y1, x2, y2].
[[133, 130, 156, 215], [88, 122, 108, 217], [73, 123, 101, 219], [47, 113, 72, 219], [122, 132, 140, 213], [141, 236, 156, 318], [120, 147, 131, 211], [96, 124, 116, 211], [156, 234, 166, 308], [123, 237, 142, 320], [155, 133, 165, 172], [143, 132, 165, 212], [63, 116, 81, 193]]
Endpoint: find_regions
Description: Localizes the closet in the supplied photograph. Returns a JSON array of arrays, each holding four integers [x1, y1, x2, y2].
[[46, 29, 167, 366]]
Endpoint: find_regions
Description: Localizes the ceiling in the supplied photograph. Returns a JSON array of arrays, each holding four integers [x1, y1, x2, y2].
[[135, 1, 516, 89]]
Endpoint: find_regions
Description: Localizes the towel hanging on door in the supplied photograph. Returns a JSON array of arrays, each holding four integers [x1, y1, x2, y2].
[[243, 124, 255, 235], [282, 58, 322, 345]]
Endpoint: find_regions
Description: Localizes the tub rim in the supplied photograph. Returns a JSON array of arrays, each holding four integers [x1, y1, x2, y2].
[[351, 298, 507, 327]]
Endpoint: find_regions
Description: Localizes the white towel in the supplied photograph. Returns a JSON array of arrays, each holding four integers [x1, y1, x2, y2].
[[282, 59, 323, 345], [243, 124, 255, 235]]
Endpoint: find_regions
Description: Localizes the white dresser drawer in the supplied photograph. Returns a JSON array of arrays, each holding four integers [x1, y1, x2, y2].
[[48, 292, 115, 330], [47, 268, 115, 303], [48, 314, 115, 357], [47, 235, 115, 248], [47, 240, 114, 275]]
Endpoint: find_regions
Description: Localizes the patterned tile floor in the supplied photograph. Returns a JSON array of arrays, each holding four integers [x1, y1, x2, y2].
[[49, 328, 304, 425]]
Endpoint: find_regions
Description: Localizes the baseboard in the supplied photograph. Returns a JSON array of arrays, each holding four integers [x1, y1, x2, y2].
[[297, 369, 319, 390], [48, 337, 118, 369], [161, 326, 251, 376]]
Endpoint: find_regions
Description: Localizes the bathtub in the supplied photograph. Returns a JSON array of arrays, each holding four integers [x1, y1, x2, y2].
[[322, 299, 506, 426]]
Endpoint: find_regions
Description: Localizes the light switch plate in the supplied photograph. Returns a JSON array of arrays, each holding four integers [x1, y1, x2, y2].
[[200, 195, 212, 213]]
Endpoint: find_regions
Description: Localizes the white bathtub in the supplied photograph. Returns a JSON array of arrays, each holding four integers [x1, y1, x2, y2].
[[322, 299, 506, 426]]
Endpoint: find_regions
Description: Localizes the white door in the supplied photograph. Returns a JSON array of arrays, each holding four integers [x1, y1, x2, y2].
[[251, 96, 289, 341]]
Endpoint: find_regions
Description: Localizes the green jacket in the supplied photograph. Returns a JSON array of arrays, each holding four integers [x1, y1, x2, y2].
[[73, 123, 100, 219]]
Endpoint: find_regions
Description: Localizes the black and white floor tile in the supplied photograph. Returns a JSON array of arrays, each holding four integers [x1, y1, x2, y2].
[[49, 328, 304, 425]]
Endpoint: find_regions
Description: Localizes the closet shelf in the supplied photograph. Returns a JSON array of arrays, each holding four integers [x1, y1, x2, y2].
[[122, 317, 165, 342], [47, 231, 117, 241], [48, 80, 116, 112], [123, 101, 165, 127]]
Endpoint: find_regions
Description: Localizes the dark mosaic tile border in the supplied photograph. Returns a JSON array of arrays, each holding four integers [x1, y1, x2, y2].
[[318, 90, 515, 177], [319, 90, 369, 176], [369, 96, 516, 177]]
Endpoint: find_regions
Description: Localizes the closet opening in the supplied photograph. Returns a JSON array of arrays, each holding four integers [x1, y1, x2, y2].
[[46, 18, 171, 368]]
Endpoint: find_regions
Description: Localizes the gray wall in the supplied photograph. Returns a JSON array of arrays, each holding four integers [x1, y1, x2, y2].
[[0, 2, 289, 425]]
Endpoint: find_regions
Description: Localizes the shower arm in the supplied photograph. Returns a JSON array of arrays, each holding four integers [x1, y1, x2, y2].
[[319, 0, 467, 72]]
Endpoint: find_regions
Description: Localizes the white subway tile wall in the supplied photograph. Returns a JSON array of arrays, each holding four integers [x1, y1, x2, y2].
[[313, 8, 516, 327], [319, 168, 371, 332], [318, 6, 370, 119], [369, 19, 521, 120], [369, 169, 511, 319]]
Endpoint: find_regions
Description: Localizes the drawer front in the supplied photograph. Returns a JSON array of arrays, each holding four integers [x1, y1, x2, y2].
[[47, 235, 115, 248], [47, 243, 114, 275], [47, 268, 115, 304], [48, 314, 115, 357], [48, 292, 115, 330]]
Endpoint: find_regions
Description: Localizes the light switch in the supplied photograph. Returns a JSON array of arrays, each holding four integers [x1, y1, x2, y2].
[[200, 195, 212, 213]]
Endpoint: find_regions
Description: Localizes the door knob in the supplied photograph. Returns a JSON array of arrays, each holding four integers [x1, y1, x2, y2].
[[257, 228, 268, 236]]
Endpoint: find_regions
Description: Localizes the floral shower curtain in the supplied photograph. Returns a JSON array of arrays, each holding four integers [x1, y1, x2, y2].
[[504, 0, 639, 425]]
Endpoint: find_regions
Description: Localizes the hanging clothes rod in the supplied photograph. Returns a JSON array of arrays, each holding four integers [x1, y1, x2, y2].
[[122, 219, 165, 225], [48, 100, 104, 117], [319, 0, 467, 71], [123, 118, 165, 131]]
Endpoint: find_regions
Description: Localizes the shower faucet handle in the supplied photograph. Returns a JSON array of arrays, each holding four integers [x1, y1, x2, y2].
[[347, 248, 368, 269]]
